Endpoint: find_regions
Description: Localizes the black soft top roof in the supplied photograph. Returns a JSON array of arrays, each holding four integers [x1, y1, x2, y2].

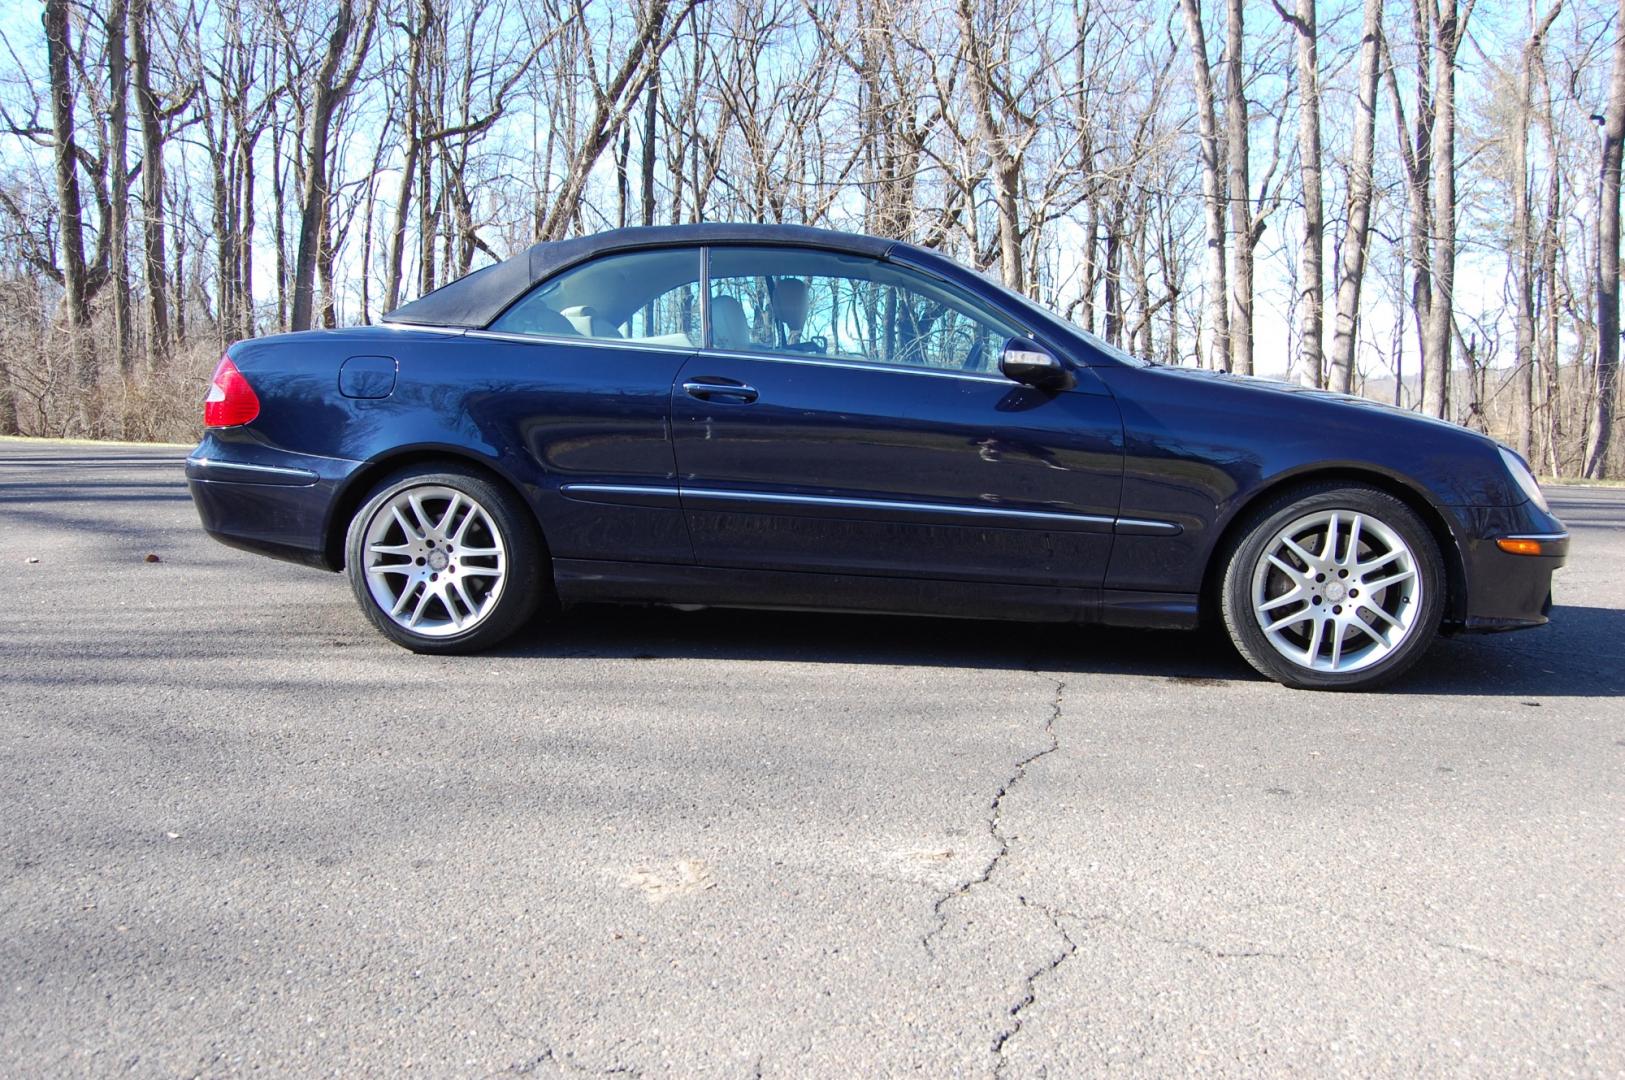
[[381, 222, 899, 329]]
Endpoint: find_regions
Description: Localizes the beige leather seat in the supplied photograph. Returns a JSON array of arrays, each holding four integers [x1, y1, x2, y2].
[[710, 294, 752, 350], [559, 305, 622, 339]]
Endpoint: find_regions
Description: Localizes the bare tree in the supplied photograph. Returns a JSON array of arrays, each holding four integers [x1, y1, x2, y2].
[[1224, 0, 1255, 375], [1279, 0, 1322, 387], [129, 0, 173, 362], [1180, 0, 1231, 371], [1327, 0, 1383, 394], [534, 0, 699, 242], [1421, 0, 1474, 420], [1586, 0, 1625, 477], [44, 0, 97, 428], [285, 0, 378, 332]]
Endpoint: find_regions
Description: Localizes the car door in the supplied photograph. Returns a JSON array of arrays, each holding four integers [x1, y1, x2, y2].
[[472, 245, 704, 566], [670, 245, 1124, 588]]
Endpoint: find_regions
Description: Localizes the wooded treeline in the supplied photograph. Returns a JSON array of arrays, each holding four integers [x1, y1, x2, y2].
[[1, 0, 1623, 477]]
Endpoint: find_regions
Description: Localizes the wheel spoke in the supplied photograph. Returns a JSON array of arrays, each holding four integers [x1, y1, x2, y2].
[[1364, 569, 1415, 593], [450, 577, 479, 618], [1358, 597, 1403, 630], [455, 546, 501, 558], [407, 584, 434, 627], [1303, 614, 1327, 666], [1356, 548, 1402, 576], [1323, 512, 1340, 561], [453, 505, 482, 544], [390, 580, 419, 616], [1266, 553, 1310, 585], [1345, 514, 1364, 565], [408, 494, 435, 535], [369, 562, 415, 576], [1282, 536, 1319, 569], [1328, 623, 1345, 668], [435, 493, 463, 537], [1263, 605, 1314, 633], [1258, 587, 1307, 613], [1347, 609, 1388, 647], [391, 504, 420, 540], [440, 585, 465, 629], [459, 565, 503, 579]]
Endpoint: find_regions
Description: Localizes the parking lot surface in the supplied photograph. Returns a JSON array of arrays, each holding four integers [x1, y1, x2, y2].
[[1, 439, 1621, 1076]]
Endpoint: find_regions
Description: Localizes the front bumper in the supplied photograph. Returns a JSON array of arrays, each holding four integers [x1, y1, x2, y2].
[[1453, 502, 1568, 633]]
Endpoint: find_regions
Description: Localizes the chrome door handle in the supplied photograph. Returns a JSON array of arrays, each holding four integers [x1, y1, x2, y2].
[[682, 379, 758, 404]]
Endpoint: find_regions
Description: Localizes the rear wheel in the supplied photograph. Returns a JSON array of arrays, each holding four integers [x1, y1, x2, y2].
[[344, 466, 545, 653], [1220, 483, 1445, 690]]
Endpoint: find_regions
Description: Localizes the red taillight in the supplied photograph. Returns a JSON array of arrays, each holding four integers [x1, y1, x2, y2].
[[204, 355, 260, 427]]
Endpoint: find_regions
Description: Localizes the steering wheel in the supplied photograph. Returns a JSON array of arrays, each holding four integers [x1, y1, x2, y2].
[[780, 336, 828, 355]]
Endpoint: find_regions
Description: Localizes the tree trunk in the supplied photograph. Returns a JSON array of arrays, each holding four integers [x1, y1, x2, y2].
[[290, 2, 375, 332], [1224, 0, 1253, 375], [44, 0, 95, 433], [107, 0, 133, 384], [1328, 0, 1382, 394], [1513, 6, 1562, 461], [641, 74, 658, 228], [1289, 0, 1323, 388], [1179, 0, 1231, 371], [1423, 1, 1464, 420], [1584, 0, 1625, 477], [129, 0, 171, 365], [958, 0, 1024, 291], [382, 0, 429, 314]]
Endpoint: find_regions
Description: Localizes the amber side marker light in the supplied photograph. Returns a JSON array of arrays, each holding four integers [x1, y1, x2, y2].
[[1496, 538, 1546, 556]]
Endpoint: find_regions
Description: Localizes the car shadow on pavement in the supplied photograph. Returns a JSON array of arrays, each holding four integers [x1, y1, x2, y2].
[[491, 602, 1623, 698]]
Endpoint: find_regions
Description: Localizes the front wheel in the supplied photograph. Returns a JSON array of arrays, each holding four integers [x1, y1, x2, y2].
[[344, 466, 545, 653], [1220, 484, 1446, 690]]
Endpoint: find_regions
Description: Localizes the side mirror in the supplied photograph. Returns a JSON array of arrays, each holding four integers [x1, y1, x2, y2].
[[999, 340, 1074, 391]]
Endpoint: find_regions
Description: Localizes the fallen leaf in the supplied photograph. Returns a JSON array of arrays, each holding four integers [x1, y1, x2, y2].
[[144, 554, 162, 563]]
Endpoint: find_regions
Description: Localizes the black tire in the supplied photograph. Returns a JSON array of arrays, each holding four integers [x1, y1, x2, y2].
[[344, 464, 547, 654], [1219, 482, 1446, 691]]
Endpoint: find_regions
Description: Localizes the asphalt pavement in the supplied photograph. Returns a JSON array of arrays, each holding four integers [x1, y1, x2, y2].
[[1, 439, 1620, 1076]]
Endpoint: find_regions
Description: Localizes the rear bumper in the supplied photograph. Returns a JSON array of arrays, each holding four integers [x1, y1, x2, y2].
[[186, 445, 349, 570]]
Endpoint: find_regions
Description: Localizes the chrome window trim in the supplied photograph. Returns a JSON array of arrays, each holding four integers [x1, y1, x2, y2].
[[694, 347, 1012, 385], [378, 322, 467, 336], [560, 482, 1181, 533], [464, 329, 697, 355], [1499, 532, 1570, 542]]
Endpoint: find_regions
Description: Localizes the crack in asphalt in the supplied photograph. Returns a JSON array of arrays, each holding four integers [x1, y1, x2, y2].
[[917, 676, 1079, 1073], [990, 896, 1079, 1076], [482, 1000, 642, 1078], [1089, 913, 1293, 962], [922, 677, 1067, 959]]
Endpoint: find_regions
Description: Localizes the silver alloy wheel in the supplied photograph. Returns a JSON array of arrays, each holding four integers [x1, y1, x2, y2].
[[1250, 509, 1422, 674], [361, 484, 508, 637]]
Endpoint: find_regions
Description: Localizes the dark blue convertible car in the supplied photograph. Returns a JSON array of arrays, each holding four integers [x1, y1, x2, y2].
[[187, 223, 1566, 689]]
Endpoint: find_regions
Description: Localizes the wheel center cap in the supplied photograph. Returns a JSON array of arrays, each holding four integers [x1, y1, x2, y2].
[[428, 549, 449, 571], [1324, 580, 1346, 603]]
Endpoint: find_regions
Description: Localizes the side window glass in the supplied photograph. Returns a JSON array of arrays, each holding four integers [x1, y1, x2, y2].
[[705, 246, 1025, 373], [490, 247, 701, 346]]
